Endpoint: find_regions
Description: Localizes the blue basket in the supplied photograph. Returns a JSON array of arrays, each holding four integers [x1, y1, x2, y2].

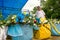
[[12, 36, 23, 40], [11, 24, 33, 40], [51, 24, 60, 36]]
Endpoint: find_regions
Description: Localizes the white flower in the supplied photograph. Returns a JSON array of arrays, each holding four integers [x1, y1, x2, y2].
[[2, 25, 5, 28], [33, 18, 35, 19], [33, 14, 36, 17], [7, 21, 10, 23], [44, 0, 47, 1], [34, 23, 36, 26], [12, 17, 15, 19], [12, 15, 16, 19], [23, 20, 26, 22], [28, 20, 30, 23], [34, 23, 37, 27], [29, 17, 32, 19]]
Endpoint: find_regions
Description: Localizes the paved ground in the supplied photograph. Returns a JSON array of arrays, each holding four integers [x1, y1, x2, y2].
[[7, 36, 60, 40]]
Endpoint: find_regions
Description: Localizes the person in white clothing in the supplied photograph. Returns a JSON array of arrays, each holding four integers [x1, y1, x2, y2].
[[35, 6, 46, 23]]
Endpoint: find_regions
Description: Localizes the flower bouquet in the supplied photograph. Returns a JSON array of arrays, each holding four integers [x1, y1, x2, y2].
[[4, 14, 17, 26], [23, 12, 39, 26]]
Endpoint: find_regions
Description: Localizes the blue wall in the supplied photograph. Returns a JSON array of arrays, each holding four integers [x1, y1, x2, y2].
[[0, 0, 28, 19]]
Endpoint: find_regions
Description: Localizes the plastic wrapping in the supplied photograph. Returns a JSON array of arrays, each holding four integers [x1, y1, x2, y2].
[[1, 0, 28, 19], [51, 24, 60, 36], [16, 24, 38, 40], [34, 23, 51, 39]]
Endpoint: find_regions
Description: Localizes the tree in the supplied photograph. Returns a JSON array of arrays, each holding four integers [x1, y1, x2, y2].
[[41, 0, 60, 19], [32, 7, 37, 14]]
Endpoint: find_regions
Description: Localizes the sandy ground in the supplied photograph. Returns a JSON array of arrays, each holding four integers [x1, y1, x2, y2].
[[7, 36, 60, 40], [33, 36, 60, 40]]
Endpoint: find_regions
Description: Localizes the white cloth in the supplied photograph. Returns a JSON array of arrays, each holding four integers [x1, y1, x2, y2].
[[0, 27, 8, 40], [36, 10, 45, 18]]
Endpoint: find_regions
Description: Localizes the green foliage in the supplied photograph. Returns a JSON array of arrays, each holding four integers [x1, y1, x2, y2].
[[32, 7, 37, 14], [0, 10, 3, 18], [0, 10, 5, 28], [0, 13, 17, 28], [23, 13, 39, 26], [5, 14, 17, 25], [42, 0, 60, 19]]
